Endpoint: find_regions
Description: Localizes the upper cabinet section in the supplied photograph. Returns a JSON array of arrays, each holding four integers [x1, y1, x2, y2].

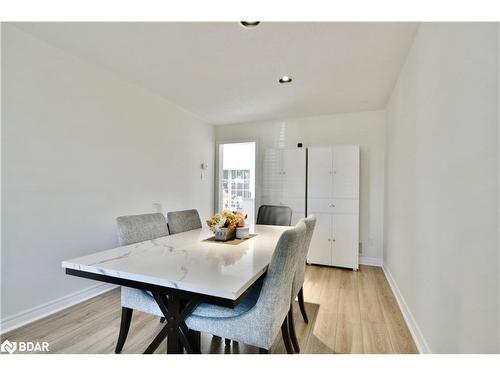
[[282, 148, 307, 200], [262, 148, 283, 204], [261, 148, 306, 214], [308, 146, 359, 200]]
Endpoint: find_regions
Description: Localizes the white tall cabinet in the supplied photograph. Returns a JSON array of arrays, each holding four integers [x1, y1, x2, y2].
[[306, 146, 360, 270], [261, 148, 306, 225]]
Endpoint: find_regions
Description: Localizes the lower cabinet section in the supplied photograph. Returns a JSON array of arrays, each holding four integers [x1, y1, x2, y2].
[[306, 212, 359, 270]]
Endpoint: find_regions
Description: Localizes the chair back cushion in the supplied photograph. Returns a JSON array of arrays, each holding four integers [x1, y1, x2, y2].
[[254, 220, 306, 343], [116, 213, 169, 246], [167, 209, 202, 234], [256, 205, 292, 226], [292, 215, 317, 297]]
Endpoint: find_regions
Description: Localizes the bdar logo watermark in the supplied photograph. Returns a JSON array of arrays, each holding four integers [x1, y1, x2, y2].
[[1, 340, 17, 354], [1, 339, 49, 354]]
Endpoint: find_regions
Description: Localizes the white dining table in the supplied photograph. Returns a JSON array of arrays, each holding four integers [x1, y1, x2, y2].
[[62, 224, 289, 354]]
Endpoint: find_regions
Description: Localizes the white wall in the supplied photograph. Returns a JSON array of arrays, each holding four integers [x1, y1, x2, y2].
[[1, 25, 215, 327], [384, 23, 499, 353], [215, 111, 386, 263]]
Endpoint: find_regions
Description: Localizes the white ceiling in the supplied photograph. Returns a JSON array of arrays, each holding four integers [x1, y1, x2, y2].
[[14, 22, 418, 125]]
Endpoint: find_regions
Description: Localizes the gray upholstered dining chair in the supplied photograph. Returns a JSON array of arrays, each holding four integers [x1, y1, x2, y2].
[[167, 209, 202, 234], [185, 220, 307, 354], [287, 215, 316, 353], [256, 205, 293, 226], [114, 213, 170, 354], [116, 213, 169, 246]]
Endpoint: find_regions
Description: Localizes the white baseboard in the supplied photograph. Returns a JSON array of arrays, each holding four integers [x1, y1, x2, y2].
[[359, 256, 382, 266], [0, 283, 117, 335], [382, 263, 431, 354]]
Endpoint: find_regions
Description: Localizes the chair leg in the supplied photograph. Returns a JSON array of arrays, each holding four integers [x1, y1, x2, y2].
[[288, 305, 300, 353], [115, 307, 133, 354], [281, 316, 295, 354], [259, 347, 269, 354], [298, 287, 309, 324], [188, 329, 202, 354]]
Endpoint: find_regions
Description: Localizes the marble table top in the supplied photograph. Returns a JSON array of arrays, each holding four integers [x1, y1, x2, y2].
[[62, 225, 289, 300]]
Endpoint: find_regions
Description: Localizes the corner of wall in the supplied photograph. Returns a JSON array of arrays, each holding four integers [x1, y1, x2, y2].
[[497, 21, 500, 353], [381, 262, 431, 353]]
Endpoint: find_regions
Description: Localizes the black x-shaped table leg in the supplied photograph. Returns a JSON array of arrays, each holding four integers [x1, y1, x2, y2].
[[144, 292, 200, 354]]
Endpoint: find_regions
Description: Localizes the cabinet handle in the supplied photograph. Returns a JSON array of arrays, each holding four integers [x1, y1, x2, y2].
[[332, 238, 336, 242], [327, 239, 331, 242]]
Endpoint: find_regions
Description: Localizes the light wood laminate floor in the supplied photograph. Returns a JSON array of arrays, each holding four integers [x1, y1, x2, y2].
[[1, 265, 418, 354]]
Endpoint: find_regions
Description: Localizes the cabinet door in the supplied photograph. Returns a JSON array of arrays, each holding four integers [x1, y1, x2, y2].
[[308, 147, 333, 199], [281, 148, 306, 200], [331, 214, 359, 269], [306, 212, 332, 265], [332, 146, 359, 199], [261, 148, 283, 205], [282, 149, 305, 224]]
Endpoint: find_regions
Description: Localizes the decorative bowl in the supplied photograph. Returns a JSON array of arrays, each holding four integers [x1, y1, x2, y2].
[[214, 227, 236, 241], [236, 227, 250, 239]]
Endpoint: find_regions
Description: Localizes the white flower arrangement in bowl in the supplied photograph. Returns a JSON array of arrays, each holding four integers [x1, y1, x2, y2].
[[206, 211, 247, 241]]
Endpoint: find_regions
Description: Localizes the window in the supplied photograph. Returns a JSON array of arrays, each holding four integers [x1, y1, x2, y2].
[[219, 142, 255, 223], [222, 169, 252, 210]]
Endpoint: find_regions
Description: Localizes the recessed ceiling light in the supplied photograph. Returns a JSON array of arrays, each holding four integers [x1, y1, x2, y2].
[[240, 21, 261, 28], [279, 76, 293, 84]]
